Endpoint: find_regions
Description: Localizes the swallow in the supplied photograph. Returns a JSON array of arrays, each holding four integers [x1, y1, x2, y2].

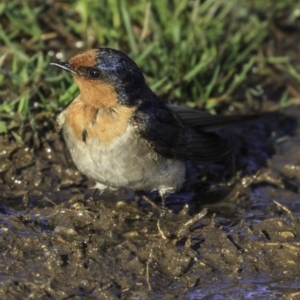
[[50, 48, 254, 211]]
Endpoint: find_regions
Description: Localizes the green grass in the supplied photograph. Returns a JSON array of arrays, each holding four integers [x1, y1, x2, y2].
[[0, 0, 300, 140]]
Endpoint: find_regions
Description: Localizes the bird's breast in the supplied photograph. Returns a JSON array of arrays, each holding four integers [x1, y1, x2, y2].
[[64, 95, 135, 146], [58, 96, 185, 192]]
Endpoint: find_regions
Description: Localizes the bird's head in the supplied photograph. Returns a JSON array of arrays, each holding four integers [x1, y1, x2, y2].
[[51, 48, 148, 108]]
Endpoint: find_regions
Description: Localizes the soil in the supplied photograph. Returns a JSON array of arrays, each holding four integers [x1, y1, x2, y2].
[[0, 104, 300, 299]]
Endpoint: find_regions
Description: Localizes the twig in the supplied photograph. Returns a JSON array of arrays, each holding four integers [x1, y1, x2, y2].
[[273, 200, 299, 224], [146, 247, 153, 291], [157, 219, 168, 239], [177, 208, 208, 238], [142, 195, 161, 211]]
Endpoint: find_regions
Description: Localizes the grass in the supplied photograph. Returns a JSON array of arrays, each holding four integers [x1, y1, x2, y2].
[[0, 0, 300, 141]]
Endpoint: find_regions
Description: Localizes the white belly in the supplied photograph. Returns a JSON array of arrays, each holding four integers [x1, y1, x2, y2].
[[62, 120, 186, 193]]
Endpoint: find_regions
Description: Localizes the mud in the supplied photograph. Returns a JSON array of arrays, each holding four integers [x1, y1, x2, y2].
[[0, 105, 299, 299]]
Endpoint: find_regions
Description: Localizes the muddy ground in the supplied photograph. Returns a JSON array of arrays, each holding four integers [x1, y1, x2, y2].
[[0, 103, 300, 299]]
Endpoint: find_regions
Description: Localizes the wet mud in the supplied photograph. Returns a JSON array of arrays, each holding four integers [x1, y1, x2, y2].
[[0, 105, 300, 299]]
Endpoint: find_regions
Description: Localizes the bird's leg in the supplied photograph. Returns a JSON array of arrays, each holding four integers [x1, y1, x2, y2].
[[86, 182, 107, 203], [86, 188, 99, 203], [159, 190, 168, 217]]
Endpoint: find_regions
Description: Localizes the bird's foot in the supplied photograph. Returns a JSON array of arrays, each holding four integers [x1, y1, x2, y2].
[[85, 188, 107, 205], [140, 194, 168, 217], [159, 205, 167, 218]]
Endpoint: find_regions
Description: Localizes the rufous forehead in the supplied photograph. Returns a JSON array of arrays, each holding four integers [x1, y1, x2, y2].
[[69, 49, 98, 69]]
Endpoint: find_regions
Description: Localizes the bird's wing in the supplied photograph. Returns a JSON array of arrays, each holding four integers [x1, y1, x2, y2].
[[168, 104, 256, 131], [133, 98, 231, 163], [175, 127, 231, 162]]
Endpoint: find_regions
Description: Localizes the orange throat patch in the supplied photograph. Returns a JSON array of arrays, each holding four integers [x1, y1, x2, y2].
[[65, 96, 135, 146], [73, 76, 120, 109]]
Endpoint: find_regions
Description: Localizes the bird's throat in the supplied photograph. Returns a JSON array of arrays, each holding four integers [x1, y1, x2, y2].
[[65, 95, 135, 146], [74, 76, 119, 109]]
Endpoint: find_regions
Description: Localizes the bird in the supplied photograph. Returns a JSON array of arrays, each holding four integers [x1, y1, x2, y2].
[[50, 47, 254, 212]]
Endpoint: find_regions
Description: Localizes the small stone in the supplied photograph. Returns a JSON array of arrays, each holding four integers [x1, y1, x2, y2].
[[280, 231, 295, 239]]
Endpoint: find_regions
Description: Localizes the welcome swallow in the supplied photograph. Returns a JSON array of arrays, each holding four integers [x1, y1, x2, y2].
[[51, 48, 252, 210]]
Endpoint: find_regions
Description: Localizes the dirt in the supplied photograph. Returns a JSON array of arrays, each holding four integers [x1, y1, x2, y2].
[[0, 104, 300, 299]]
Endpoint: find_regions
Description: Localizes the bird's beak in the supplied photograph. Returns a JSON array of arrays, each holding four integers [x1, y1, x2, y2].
[[50, 62, 77, 74]]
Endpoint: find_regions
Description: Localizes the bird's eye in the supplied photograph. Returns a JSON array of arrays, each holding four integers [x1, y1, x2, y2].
[[89, 68, 101, 78]]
